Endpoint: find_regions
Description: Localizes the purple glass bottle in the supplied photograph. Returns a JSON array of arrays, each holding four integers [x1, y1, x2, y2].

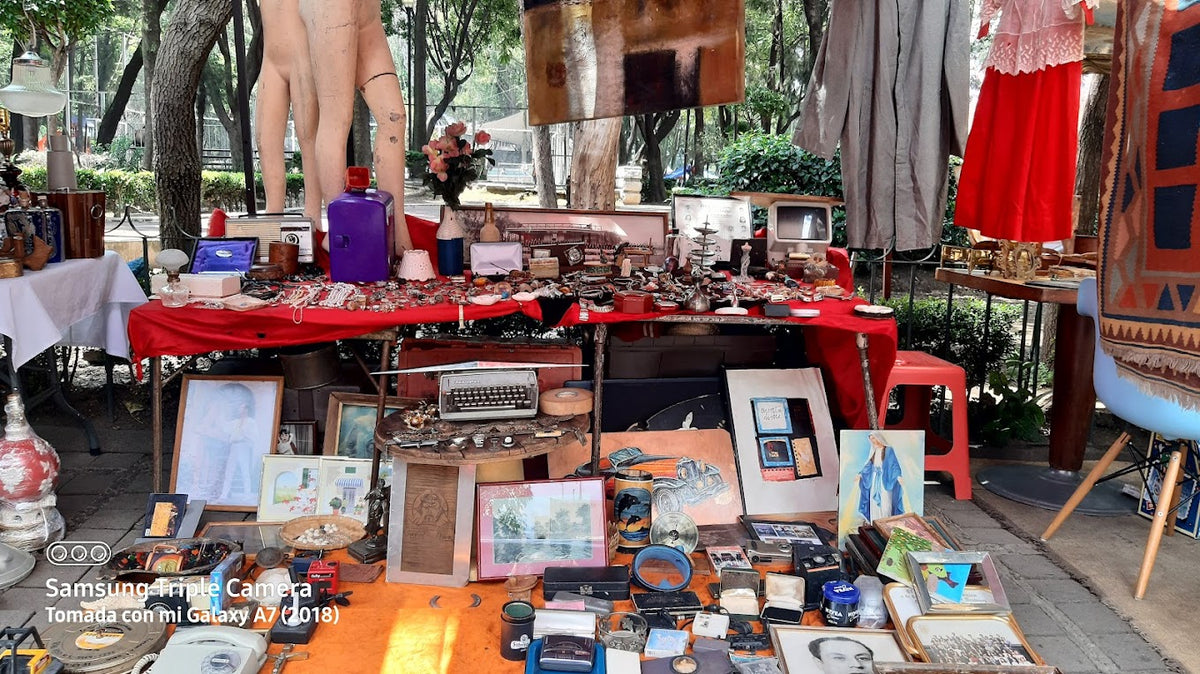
[[328, 167, 395, 283]]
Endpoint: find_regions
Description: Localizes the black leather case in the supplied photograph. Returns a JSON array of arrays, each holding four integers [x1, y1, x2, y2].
[[542, 566, 631, 601]]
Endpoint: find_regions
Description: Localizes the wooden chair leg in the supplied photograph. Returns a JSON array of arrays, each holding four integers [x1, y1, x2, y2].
[[1135, 448, 1183, 599], [1166, 463, 1184, 538], [1041, 432, 1130, 541]]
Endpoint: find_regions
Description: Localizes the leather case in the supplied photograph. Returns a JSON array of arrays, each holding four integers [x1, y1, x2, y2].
[[719, 568, 760, 618], [39, 190, 105, 259], [613, 291, 653, 314], [542, 566, 630, 601], [538, 634, 596, 672], [760, 572, 805, 624], [531, 241, 587, 273], [470, 241, 523, 276], [191, 237, 258, 273], [632, 591, 702, 618]]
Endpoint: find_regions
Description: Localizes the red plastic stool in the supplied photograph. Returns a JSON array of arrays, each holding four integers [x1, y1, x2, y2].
[[877, 350, 972, 499]]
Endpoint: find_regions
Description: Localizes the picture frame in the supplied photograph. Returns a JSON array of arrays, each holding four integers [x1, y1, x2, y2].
[[476, 478, 608, 580], [443, 204, 670, 266], [908, 615, 1043, 666], [1137, 433, 1200, 538], [874, 665, 1060, 674], [257, 455, 322, 523], [171, 374, 284, 511], [770, 625, 909, 674], [198, 521, 284, 557], [906, 551, 1009, 614], [882, 583, 924, 656], [837, 430, 926, 547], [874, 513, 951, 551], [745, 519, 825, 546], [546, 429, 744, 526], [277, 421, 317, 456], [673, 194, 755, 266], [386, 458, 477, 587], [315, 457, 374, 522], [323, 393, 416, 459], [758, 437, 794, 469], [142, 493, 189, 538], [725, 369, 841, 515]]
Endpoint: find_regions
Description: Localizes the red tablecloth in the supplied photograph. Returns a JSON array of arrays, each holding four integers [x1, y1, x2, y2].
[[129, 217, 894, 427]]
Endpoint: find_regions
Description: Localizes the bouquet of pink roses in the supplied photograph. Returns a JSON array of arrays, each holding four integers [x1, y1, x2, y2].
[[422, 122, 494, 207]]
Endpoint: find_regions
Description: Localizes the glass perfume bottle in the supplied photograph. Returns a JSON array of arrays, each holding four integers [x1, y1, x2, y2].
[[156, 248, 191, 308]]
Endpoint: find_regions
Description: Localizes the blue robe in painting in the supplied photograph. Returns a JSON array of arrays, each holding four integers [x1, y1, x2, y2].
[[857, 447, 905, 520]]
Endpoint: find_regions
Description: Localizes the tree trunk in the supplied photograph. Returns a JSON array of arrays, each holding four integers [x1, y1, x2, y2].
[[1075, 73, 1111, 237], [639, 116, 667, 204], [154, 0, 234, 250], [532, 123, 556, 209], [801, 0, 829, 85], [569, 118, 621, 210], [196, 80, 208, 159], [97, 45, 143, 146], [352, 92, 373, 168], [410, 0, 428, 151], [693, 108, 705, 180], [143, 0, 168, 170]]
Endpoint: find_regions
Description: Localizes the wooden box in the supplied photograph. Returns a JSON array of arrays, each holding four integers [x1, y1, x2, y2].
[[396, 338, 583, 399], [38, 190, 106, 258]]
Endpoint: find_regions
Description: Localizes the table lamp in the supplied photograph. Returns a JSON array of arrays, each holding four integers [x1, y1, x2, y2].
[[155, 248, 191, 307]]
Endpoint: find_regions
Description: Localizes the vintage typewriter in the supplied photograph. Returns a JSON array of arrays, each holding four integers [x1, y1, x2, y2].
[[438, 369, 539, 421]]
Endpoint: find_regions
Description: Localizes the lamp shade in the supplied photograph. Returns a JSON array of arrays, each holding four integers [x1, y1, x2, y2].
[[0, 52, 67, 117], [155, 248, 190, 273], [398, 249, 435, 281]]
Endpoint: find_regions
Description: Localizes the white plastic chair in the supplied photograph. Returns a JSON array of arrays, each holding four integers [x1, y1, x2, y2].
[[1041, 277, 1200, 598]]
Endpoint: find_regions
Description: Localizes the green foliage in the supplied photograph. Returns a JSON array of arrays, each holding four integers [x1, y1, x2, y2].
[[19, 167, 305, 212], [0, 0, 114, 60], [971, 360, 1048, 446], [93, 136, 144, 172]]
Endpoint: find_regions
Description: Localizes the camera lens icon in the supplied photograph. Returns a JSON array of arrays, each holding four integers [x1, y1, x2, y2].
[[46, 541, 111, 566], [283, 233, 300, 244]]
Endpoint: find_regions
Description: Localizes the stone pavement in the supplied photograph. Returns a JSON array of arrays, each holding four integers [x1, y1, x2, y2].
[[0, 409, 1185, 672]]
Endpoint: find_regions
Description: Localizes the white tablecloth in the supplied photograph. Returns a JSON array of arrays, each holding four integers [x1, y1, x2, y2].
[[0, 251, 148, 368]]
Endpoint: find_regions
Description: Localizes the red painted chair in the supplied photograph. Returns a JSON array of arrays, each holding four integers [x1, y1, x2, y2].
[[877, 350, 972, 499]]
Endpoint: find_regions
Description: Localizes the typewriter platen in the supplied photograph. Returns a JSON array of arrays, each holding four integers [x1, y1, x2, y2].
[[438, 369, 539, 421]]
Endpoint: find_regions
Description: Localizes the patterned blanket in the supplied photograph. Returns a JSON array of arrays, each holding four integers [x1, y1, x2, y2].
[[1098, 0, 1200, 409]]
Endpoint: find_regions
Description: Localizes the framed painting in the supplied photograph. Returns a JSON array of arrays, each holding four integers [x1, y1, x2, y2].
[[142, 494, 188, 538], [1138, 433, 1200, 538], [521, 0, 746, 125], [315, 457, 374, 522], [908, 615, 1043, 666], [386, 458, 477, 587], [277, 421, 317, 455], [724, 368, 840, 515], [545, 429, 743, 526], [257, 455, 321, 523], [874, 665, 1060, 674], [837, 430, 926, 547], [906, 551, 1009, 614], [323, 393, 415, 459], [874, 513, 951, 550], [198, 521, 284, 557], [770, 626, 909, 674], [673, 195, 754, 266], [476, 478, 608, 580], [171, 375, 284, 511], [443, 204, 669, 266]]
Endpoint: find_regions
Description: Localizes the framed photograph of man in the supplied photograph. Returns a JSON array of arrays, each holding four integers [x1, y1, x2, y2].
[[771, 626, 909, 674], [170, 375, 284, 511], [837, 430, 926, 547]]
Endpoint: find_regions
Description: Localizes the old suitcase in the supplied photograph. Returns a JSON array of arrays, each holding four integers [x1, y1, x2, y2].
[[38, 190, 106, 258]]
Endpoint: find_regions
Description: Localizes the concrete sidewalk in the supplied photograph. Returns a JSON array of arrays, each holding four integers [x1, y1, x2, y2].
[[0, 391, 1185, 673]]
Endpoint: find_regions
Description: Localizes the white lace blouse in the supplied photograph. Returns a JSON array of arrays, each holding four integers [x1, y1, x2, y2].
[[981, 0, 1099, 75]]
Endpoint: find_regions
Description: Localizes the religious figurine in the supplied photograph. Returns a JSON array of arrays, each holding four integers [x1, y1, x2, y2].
[[735, 241, 752, 281]]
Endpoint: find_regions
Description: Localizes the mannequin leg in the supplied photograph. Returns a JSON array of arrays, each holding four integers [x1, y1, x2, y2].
[[290, 50, 323, 223], [356, 18, 411, 251], [255, 63, 290, 214], [299, 0, 359, 213]]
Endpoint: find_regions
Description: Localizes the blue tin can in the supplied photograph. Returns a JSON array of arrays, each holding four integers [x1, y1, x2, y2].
[[821, 579, 860, 627]]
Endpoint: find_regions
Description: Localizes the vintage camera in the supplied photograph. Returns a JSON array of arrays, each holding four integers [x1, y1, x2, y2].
[[791, 544, 844, 609], [538, 634, 596, 672], [745, 540, 793, 565]]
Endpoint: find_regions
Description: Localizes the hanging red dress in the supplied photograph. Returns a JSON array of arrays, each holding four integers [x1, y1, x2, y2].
[[955, 0, 1095, 243]]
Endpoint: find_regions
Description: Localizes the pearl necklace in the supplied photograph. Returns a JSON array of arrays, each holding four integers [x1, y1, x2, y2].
[[285, 286, 321, 324], [318, 283, 357, 308]]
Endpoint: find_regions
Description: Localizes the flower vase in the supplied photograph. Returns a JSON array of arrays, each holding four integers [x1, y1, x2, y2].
[[436, 207, 465, 276]]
